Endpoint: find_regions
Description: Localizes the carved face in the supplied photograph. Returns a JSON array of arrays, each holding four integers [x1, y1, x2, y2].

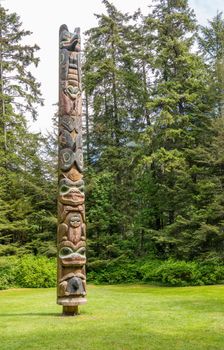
[[60, 28, 80, 52], [69, 212, 82, 228], [59, 188, 84, 206], [59, 241, 86, 266], [59, 178, 84, 194], [62, 211, 85, 244], [59, 178, 84, 206]]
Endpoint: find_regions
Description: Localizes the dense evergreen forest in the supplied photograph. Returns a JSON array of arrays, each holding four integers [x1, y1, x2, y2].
[[1, 0, 224, 286]]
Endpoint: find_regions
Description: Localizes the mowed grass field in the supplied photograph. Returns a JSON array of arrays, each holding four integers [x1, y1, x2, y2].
[[1, 284, 224, 350]]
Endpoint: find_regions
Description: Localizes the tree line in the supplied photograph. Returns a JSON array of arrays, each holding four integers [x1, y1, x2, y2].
[[0, 5, 57, 257], [0, 0, 224, 271], [84, 0, 224, 265]]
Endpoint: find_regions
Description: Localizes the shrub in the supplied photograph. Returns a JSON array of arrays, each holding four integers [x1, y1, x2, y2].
[[0, 244, 18, 256], [141, 259, 202, 286], [198, 260, 224, 285], [87, 258, 141, 284], [15, 255, 56, 288], [139, 259, 162, 280], [0, 275, 9, 290], [1, 253, 224, 289], [0, 256, 17, 289], [87, 259, 109, 271]]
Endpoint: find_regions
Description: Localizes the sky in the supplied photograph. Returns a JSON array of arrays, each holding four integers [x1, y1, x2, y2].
[[2, 0, 224, 134]]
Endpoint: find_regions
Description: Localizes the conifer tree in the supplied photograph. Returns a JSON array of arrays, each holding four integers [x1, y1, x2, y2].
[[82, 0, 224, 262], [0, 5, 50, 253], [83, 0, 146, 258], [136, 0, 219, 259], [199, 11, 224, 117]]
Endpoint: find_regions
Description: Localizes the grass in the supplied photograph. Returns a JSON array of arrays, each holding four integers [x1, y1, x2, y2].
[[0, 284, 224, 350]]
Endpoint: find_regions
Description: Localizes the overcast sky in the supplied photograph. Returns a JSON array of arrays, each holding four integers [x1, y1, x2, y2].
[[3, 0, 224, 133]]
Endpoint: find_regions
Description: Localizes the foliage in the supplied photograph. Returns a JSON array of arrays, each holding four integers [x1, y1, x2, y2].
[[1, 253, 224, 290], [142, 258, 224, 286], [1, 0, 224, 287], [0, 275, 9, 290], [14, 255, 56, 288], [0, 255, 56, 289], [83, 0, 224, 264], [141, 259, 201, 286], [88, 256, 224, 287], [83, 0, 147, 261], [0, 256, 17, 289], [0, 4, 57, 254], [87, 257, 139, 284]]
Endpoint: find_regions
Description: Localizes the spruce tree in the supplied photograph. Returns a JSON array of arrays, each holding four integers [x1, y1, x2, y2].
[[83, 0, 146, 259], [199, 11, 224, 117], [136, 0, 218, 259], [0, 5, 51, 254], [196, 12, 224, 259]]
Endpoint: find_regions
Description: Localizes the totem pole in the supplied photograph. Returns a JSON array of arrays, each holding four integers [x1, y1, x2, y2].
[[57, 25, 86, 316]]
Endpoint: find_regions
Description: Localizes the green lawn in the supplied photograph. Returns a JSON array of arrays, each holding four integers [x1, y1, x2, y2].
[[0, 284, 224, 350]]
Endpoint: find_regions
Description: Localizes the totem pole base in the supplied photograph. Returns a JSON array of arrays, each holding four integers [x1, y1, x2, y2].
[[58, 297, 87, 316], [57, 297, 87, 306], [62, 305, 79, 316]]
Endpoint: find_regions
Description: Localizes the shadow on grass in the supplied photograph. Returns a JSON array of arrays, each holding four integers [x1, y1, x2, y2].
[[0, 312, 62, 317]]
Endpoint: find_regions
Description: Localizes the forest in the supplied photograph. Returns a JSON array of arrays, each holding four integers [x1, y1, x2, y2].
[[0, 0, 224, 288]]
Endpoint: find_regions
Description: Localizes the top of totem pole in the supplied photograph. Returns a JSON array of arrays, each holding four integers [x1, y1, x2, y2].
[[59, 25, 81, 52]]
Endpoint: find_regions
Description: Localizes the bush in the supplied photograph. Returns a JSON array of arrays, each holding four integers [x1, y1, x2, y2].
[[0, 244, 18, 256], [149, 259, 201, 286], [198, 260, 224, 285], [1, 253, 224, 289], [0, 256, 17, 289], [140, 258, 224, 286], [0, 255, 56, 289], [139, 259, 162, 281], [0, 275, 9, 290], [87, 258, 141, 284], [15, 255, 56, 288], [88, 257, 224, 286]]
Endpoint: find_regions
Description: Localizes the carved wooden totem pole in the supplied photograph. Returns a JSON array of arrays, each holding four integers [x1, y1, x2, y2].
[[57, 25, 86, 316]]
